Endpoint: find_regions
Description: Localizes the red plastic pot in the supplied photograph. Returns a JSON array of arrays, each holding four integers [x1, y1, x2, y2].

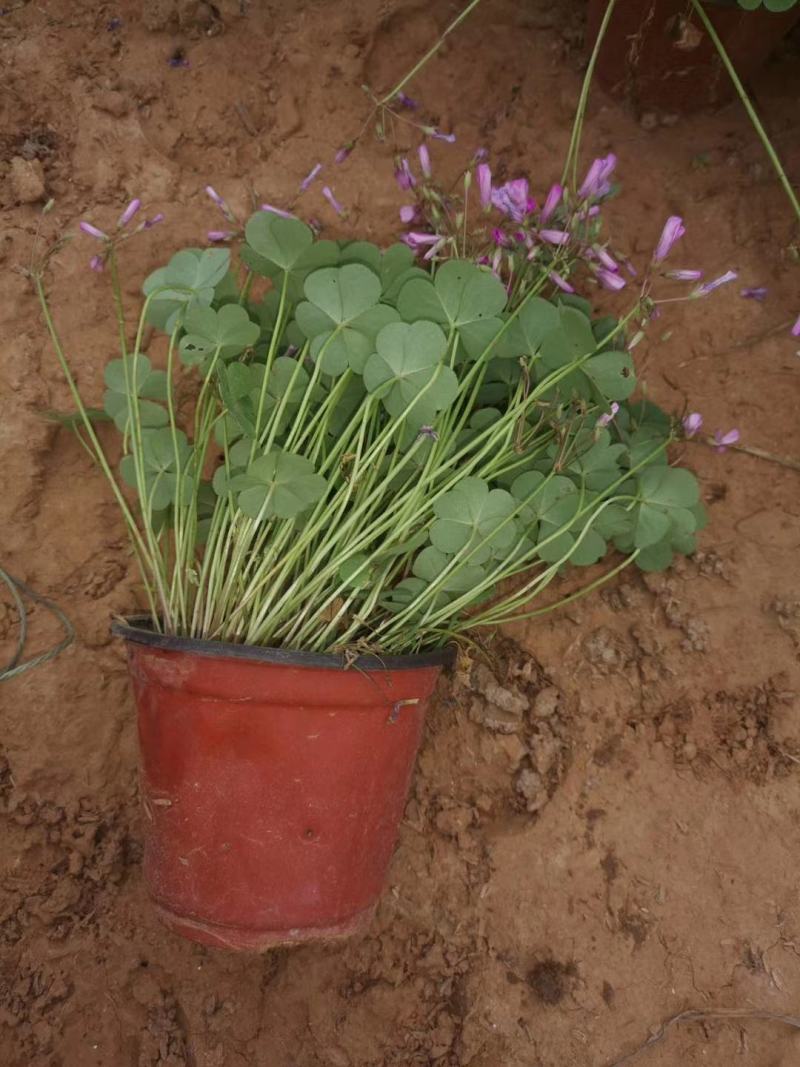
[[586, 0, 800, 114], [114, 618, 452, 951]]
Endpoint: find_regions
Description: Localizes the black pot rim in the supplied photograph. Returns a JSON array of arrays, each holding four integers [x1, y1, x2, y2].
[[112, 616, 456, 672]]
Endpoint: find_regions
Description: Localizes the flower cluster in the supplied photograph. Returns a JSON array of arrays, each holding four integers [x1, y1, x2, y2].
[[79, 199, 163, 272]]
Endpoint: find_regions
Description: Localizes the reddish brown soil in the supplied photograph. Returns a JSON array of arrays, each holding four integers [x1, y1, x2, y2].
[[2, 2, 800, 1065]]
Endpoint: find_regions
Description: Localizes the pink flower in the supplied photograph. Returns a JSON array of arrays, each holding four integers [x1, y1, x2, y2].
[[579, 153, 617, 199], [89, 254, 105, 272], [399, 205, 417, 224], [335, 144, 353, 164], [396, 91, 418, 109], [694, 270, 738, 296], [549, 271, 574, 293], [597, 268, 626, 292], [539, 229, 570, 247], [395, 158, 416, 190], [79, 221, 108, 240], [714, 428, 740, 453], [208, 230, 234, 242], [477, 163, 492, 210], [117, 198, 141, 227], [665, 269, 703, 281], [299, 163, 323, 192], [206, 185, 235, 222], [682, 412, 703, 438], [491, 179, 532, 222], [143, 213, 164, 229], [792, 313, 800, 338], [652, 215, 685, 264], [596, 402, 619, 428], [540, 183, 563, 223], [592, 246, 619, 272], [424, 126, 455, 143], [418, 144, 431, 179], [322, 186, 345, 216], [403, 231, 441, 251], [491, 227, 509, 247], [260, 203, 295, 219]]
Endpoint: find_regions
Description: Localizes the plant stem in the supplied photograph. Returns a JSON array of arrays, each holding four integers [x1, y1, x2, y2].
[[688, 0, 800, 225]]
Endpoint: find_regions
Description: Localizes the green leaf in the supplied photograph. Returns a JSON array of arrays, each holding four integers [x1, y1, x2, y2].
[[303, 264, 382, 323], [398, 259, 507, 328], [431, 477, 518, 564], [511, 473, 579, 563], [244, 212, 314, 271], [179, 303, 260, 364], [120, 427, 194, 511], [380, 576, 428, 614], [307, 305, 400, 376], [103, 356, 168, 432], [339, 241, 382, 272], [233, 448, 327, 520], [584, 350, 636, 400], [498, 297, 560, 358], [362, 320, 457, 425], [633, 467, 701, 550], [636, 537, 674, 572], [412, 545, 485, 594], [539, 306, 597, 371]]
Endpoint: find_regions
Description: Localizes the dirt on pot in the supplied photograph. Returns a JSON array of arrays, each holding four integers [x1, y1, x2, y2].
[[1, 0, 800, 1065]]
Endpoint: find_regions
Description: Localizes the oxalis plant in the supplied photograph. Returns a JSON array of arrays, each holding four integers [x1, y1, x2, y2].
[[31, 151, 734, 658]]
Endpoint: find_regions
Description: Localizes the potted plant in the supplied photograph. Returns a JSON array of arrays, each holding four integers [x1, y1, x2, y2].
[[586, 0, 800, 115], [33, 143, 731, 950]]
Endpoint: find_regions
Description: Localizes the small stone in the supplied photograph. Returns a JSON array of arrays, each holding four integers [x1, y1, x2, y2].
[[532, 687, 559, 719], [9, 157, 46, 204], [515, 768, 547, 812], [640, 111, 659, 131], [484, 682, 527, 717], [435, 806, 472, 838], [682, 741, 697, 761]]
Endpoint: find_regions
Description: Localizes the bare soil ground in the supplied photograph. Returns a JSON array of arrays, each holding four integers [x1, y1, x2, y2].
[[2, 1, 800, 1065]]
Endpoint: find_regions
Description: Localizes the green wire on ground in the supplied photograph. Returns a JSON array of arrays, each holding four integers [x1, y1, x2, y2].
[[0, 567, 75, 682]]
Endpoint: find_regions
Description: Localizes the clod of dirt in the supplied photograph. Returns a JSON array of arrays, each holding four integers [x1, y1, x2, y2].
[[8, 157, 46, 204], [526, 958, 577, 1005], [514, 767, 547, 813], [532, 686, 559, 719]]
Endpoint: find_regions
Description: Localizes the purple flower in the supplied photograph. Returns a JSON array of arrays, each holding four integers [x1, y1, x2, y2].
[[424, 126, 455, 143], [539, 229, 570, 247], [117, 198, 141, 227], [208, 230, 234, 242], [418, 144, 431, 179], [335, 144, 353, 164], [665, 269, 703, 281], [107, 16, 122, 30], [396, 91, 418, 109], [89, 254, 105, 273], [395, 158, 416, 191], [205, 185, 236, 223], [299, 163, 323, 192], [682, 412, 703, 438], [652, 215, 685, 264], [399, 205, 417, 224], [143, 213, 165, 229], [792, 313, 800, 338], [597, 268, 626, 292], [491, 178, 532, 222], [740, 286, 768, 302], [403, 231, 441, 251], [694, 270, 738, 297], [423, 238, 445, 262], [592, 246, 619, 272], [476, 163, 492, 210], [549, 271, 575, 294], [79, 221, 108, 240], [473, 147, 488, 162], [579, 153, 617, 200], [260, 203, 295, 219], [596, 402, 620, 428], [322, 185, 345, 216], [492, 227, 509, 247], [540, 183, 563, 223], [714, 428, 740, 453]]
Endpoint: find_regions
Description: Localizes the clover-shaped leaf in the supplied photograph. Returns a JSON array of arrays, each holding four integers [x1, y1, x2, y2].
[[497, 297, 560, 359], [430, 477, 518, 564], [103, 356, 168, 432], [584, 350, 636, 401], [231, 448, 327, 520], [412, 545, 486, 593], [120, 427, 194, 511], [339, 241, 382, 272], [244, 212, 315, 272], [633, 466, 701, 550], [212, 437, 254, 497], [398, 259, 507, 329], [143, 248, 230, 332], [539, 306, 597, 371], [511, 472, 580, 563], [379, 243, 428, 304], [179, 303, 260, 365], [362, 320, 457, 425]]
